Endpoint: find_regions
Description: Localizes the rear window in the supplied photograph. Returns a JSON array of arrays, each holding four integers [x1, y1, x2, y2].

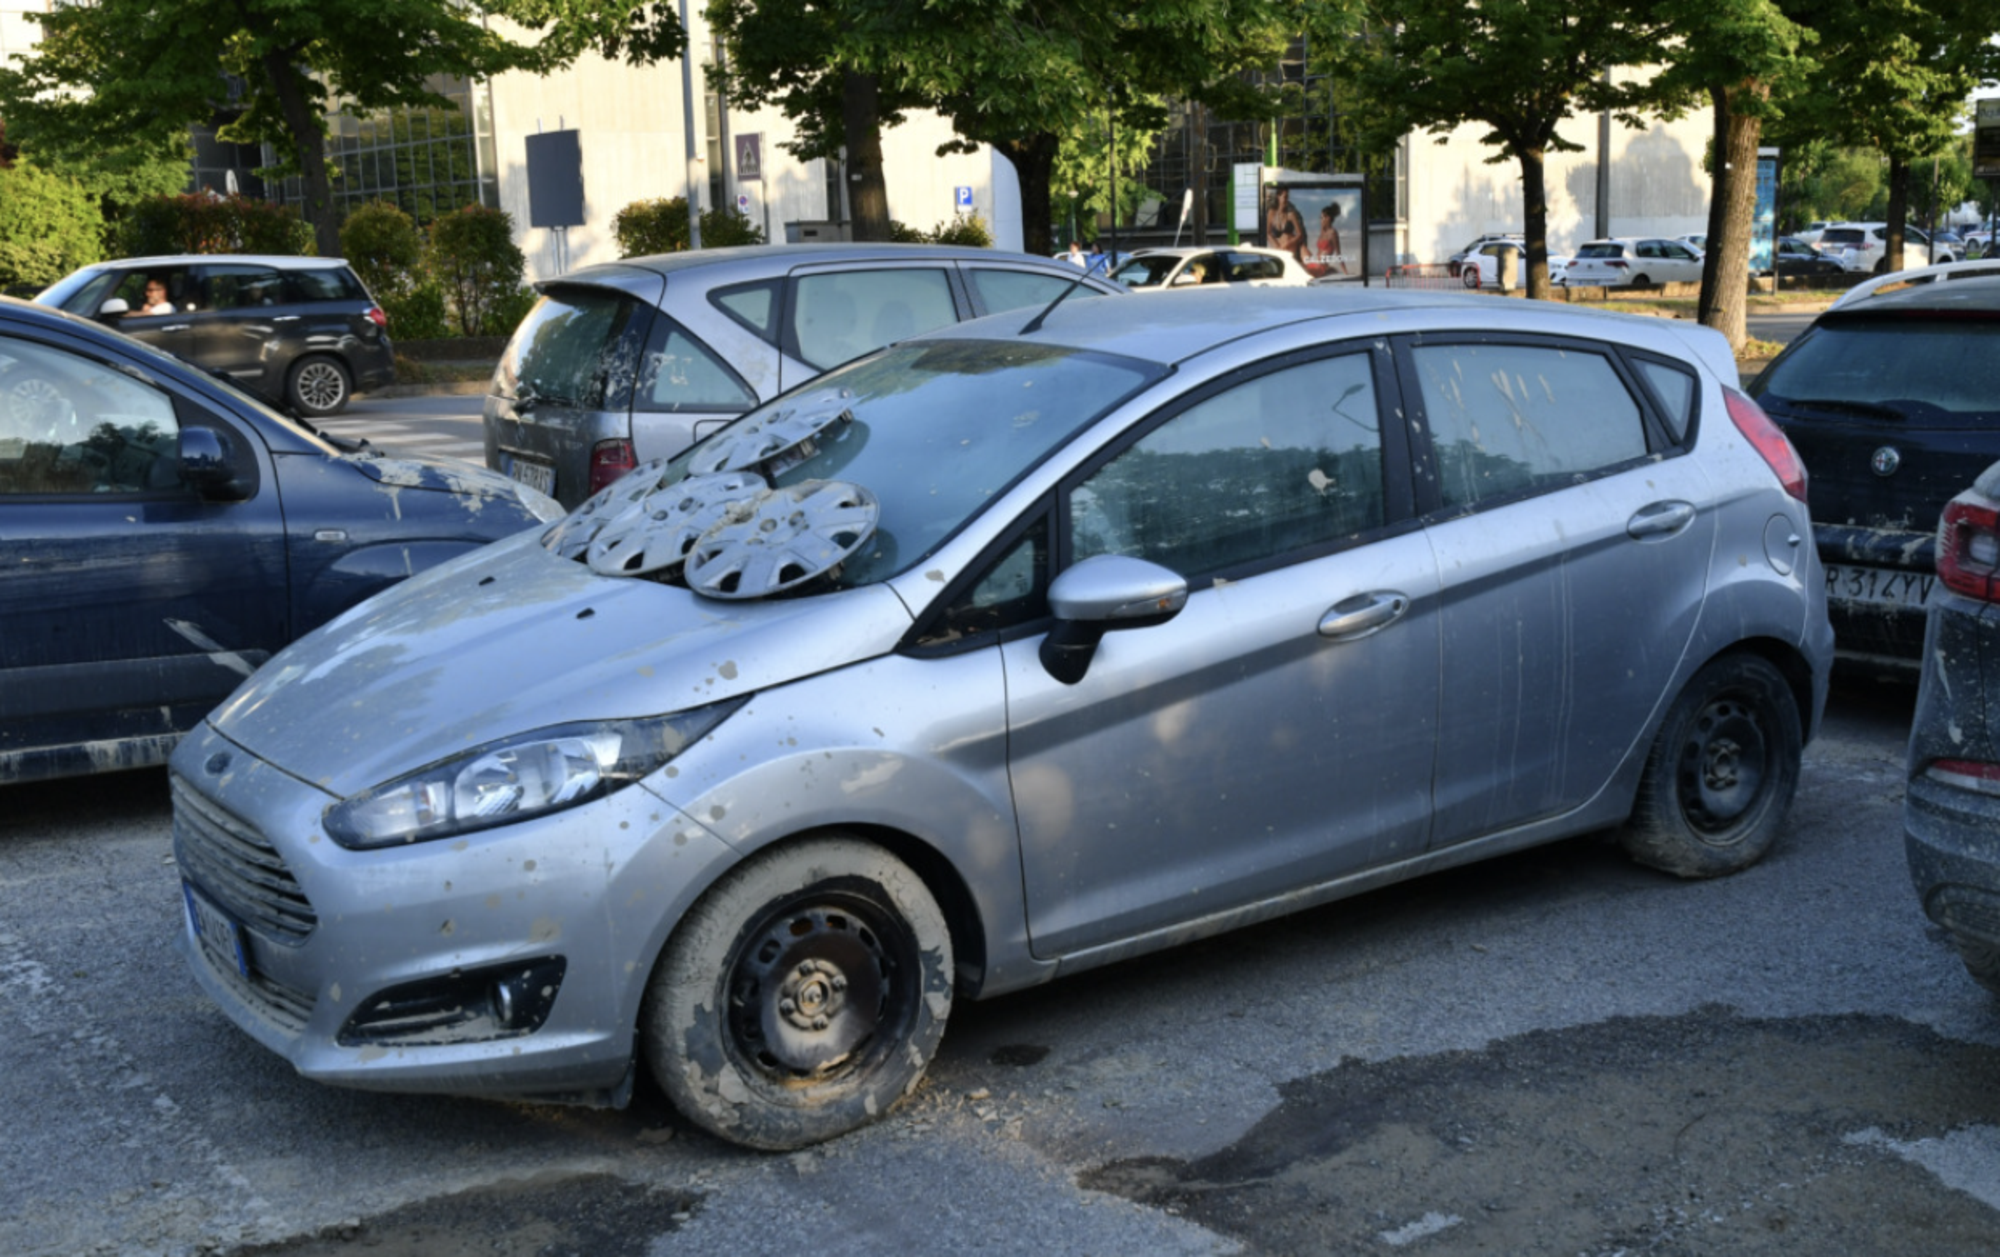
[[287, 268, 366, 302], [496, 286, 650, 409], [1757, 319, 2000, 428], [1225, 253, 1286, 281], [1820, 229, 1865, 246], [1577, 243, 1625, 259]]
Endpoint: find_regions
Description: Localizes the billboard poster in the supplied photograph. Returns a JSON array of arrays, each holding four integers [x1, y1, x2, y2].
[[1752, 151, 1779, 276], [1263, 181, 1364, 278]]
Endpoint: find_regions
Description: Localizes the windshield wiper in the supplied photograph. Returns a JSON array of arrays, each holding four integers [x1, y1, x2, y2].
[[1772, 397, 1910, 422]]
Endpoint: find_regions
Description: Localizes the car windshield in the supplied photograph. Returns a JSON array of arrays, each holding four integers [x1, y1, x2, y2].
[[1109, 256, 1183, 289], [637, 339, 1166, 588], [1577, 243, 1625, 259], [1757, 319, 2000, 429]]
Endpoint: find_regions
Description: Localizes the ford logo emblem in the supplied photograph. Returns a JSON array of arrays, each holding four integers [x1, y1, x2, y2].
[[1870, 446, 1901, 477], [204, 752, 231, 775]]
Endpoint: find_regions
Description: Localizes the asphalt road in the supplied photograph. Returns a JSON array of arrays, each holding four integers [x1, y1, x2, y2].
[[4, 677, 1996, 1257]]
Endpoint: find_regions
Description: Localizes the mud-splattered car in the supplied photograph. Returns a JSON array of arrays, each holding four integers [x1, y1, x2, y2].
[[1750, 273, 2000, 670], [171, 287, 1831, 1150], [1905, 458, 2000, 994], [0, 297, 560, 785]]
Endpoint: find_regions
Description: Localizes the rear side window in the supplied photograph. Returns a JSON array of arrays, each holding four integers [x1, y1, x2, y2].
[[633, 318, 755, 413], [1411, 342, 1649, 509], [1225, 253, 1285, 281], [204, 266, 288, 310], [710, 279, 780, 341], [1635, 360, 1698, 442], [965, 267, 1095, 316], [1577, 243, 1624, 259], [497, 287, 649, 409], [287, 269, 365, 302], [791, 269, 957, 369], [1821, 229, 1864, 246]]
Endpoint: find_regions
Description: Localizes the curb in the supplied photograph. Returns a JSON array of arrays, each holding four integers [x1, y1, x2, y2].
[[363, 380, 491, 400]]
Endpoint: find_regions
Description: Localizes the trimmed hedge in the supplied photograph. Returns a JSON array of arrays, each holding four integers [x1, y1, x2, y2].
[[117, 193, 313, 257], [0, 161, 105, 289], [612, 198, 766, 256], [426, 204, 525, 337]]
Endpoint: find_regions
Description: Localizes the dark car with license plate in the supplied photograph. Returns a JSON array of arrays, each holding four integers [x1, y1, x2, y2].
[[1749, 275, 2000, 670], [1905, 459, 2000, 994], [37, 255, 396, 417], [0, 296, 560, 786]]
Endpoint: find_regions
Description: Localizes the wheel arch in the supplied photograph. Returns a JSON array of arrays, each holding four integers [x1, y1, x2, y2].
[[1700, 635, 1818, 744]]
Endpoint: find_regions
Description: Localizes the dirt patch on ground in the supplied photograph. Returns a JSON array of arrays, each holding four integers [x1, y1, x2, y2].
[[1083, 1008, 2000, 1255], [225, 1173, 698, 1257]]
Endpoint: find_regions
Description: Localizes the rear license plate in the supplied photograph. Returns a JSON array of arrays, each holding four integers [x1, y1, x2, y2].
[[183, 881, 250, 980], [1825, 563, 1933, 609], [506, 456, 555, 496]]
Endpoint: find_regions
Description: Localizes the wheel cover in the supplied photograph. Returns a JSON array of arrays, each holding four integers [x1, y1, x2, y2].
[[723, 888, 916, 1081], [295, 361, 347, 411], [4, 377, 67, 431], [683, 479, 878, 599], [1673, 695, 1769, 842]]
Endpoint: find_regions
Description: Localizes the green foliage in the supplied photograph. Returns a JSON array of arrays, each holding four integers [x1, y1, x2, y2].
[[1780, 146, 1889, 227], [381, 280, 453, 340], [0, 160, 105, 289], [1053, 106, 1169, 240], [610, 197, 766, 256], [426, 204, 526, 337], [339, 200, 424, 298], [488, 285, 544, 338], [115, 194, 314, 257], [919, 213, 993, 248]]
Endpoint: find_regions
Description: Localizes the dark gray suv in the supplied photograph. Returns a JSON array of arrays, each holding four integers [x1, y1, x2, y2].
[[37, 255, 396, 416]]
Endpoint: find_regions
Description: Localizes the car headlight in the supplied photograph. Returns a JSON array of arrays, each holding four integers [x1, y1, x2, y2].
[[323, 698, 746, 848]]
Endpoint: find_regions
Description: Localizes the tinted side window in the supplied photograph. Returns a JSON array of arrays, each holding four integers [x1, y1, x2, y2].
[[287, 269, 365, 302], [1411, 342, 1648, 509], [0, 336, 181, 495], [791, 269, 956, 369], [965, 268, 1097, 316], [497, 287, 646, 408], [1070, 353, 1385, 579], [710, 280, 781, 341], [204, 266, 288, 310], [633, 317, 756, 413], [105, 267, 195, 314], [1226, 253, 1285, 281], [1636, 359, 1697, 443]]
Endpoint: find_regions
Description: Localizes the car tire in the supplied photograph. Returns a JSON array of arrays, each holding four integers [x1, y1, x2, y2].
[[1618, 653, 1802, 879], [286, 355, 352, 417], [641, 836, 954, 1150], [1630, 272, 1652, 287], [1461, 269, 1480, 289], [1956, 935, 2000, 997]]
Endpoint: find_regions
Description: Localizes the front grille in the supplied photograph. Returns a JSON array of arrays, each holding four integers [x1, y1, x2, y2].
[[171, 775, 317, 943]]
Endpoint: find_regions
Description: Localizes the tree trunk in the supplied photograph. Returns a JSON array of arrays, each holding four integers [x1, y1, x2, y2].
[[1520, 144, 1550, 300], [842, 71, 890, 241], [1697, 87, 1730, 325], [1884, 154, 1909, 274], [1004, 132, 1060, 256], [1701, 84, 1763, 354], [261, 48, 338, 255]]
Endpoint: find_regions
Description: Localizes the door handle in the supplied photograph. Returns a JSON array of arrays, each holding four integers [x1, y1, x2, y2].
[[272, 315, 301, 322], [1319, 591, 1410, 641], [160, 323, 190, 333], [1627, 500, 1696, 539]]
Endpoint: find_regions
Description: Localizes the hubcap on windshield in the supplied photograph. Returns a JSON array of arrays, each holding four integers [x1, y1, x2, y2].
[[1673, 695, 1769, 843]]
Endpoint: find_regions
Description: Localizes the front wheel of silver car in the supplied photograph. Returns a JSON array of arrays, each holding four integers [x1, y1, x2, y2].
[[641, 836, 953, 1150], [287, 355, 352, 417], [1619, 653, 1802, 879]]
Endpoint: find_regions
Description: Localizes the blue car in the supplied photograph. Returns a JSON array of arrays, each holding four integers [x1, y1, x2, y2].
[[0, 297, 562, 785]]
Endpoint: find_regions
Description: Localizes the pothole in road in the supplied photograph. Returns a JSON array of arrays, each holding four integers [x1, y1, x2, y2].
[[1082, 1007, 2000, 1255], [225, 1172, 699, 1257]]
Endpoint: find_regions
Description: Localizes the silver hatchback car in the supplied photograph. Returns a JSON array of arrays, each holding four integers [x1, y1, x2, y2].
[[174, 288, 1832, 1150], [484, 243, 1124, 508]]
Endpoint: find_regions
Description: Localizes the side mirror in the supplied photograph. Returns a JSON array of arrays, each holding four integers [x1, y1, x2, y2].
[[178, 426, 250, 501], [98, 298, 130, 321], [1039, 554, 1188, 685]]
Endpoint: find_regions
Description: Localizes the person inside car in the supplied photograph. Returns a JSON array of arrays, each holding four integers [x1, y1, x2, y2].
[[138, 280, 174, 315]]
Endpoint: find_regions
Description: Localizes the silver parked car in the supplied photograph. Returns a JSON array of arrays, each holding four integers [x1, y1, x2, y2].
[[173, 288, 1832, 1150], [484, 243, 1123, 508]]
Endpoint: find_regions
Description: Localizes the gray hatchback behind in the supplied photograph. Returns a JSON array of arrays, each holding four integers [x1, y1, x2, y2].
[[483, 243, 1122, 508]]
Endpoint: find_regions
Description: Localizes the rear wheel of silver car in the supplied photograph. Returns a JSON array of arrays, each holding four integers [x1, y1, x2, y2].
[[287, 355, 352, 417], [1630, 272, 1652, 287], [1956, 936, 2000, 997], [641, 836, 953, 1150], [1619, 653, 1802, 879]]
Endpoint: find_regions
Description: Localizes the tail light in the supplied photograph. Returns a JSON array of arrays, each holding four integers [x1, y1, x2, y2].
[[588, 439, 637, 496], [365, 305, 388, 328], [1607, 260, 1628, 269], [1722, 388, 1808, 503], [1937, 497, 2000, 603], [1924, 759, 2000, 797]]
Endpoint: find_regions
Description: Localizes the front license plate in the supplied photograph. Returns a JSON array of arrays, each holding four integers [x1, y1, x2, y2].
[[183, 881, 250, 980], [1826, 563, 1933, 609], [506, 455, 555, 496]]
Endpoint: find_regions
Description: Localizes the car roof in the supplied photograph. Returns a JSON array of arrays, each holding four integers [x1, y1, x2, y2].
[[561, 243, 1066, 285], [75, 254, 352, 270], [1824, 270, 2000, 316], [923, 285, 1732, 374]]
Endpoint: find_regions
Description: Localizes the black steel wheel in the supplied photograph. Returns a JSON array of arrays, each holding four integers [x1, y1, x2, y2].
[[286, 355, 352, 417], [642, 836, 953, 1150], [1619, 653, 1803, 879]]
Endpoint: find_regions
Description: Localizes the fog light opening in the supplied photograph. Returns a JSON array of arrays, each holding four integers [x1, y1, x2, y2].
[[338, 956, 567, 1047]]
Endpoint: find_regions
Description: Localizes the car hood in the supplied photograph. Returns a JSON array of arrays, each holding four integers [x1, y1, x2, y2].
[[338, 449, 562, 519], [208, 529, 915, 796]]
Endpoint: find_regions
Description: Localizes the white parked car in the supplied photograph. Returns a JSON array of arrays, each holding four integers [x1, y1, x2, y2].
[[1563, 238, 1705, 288], [1108, 246, 1313, 291], [1455, 240, 1570, 289], [1816, 223, 1938, 273]]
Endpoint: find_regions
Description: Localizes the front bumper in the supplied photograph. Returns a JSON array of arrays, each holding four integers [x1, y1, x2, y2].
[[168, 721, 735, 1103]]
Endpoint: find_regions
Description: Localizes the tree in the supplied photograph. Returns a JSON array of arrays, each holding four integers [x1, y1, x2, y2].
[[0, 1, 687, 257], [0, 160, 104, 292], [708, 0, 1288, 254], [427, 204, 526, 337], [1315, 0, 1676, 301]]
